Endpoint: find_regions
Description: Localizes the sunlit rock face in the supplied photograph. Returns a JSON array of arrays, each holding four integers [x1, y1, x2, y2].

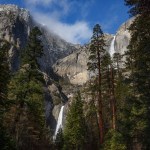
[[53, 18, 134, 85], [115, 17, 135, 64], [0, 4, 135, 131], [53, 45, 90, 85], [53, 34, 113, 85], [0, 4, 134, 85]]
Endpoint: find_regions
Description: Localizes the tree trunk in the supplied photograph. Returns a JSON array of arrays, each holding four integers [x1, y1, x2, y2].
[[97, 50, 104, 144], [116, 56, 120, 75], [110, 65, 116, 130]]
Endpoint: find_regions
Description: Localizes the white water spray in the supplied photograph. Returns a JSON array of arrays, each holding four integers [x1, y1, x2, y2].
[[109, 36, 116, 57], [53, 106, 64, 139]]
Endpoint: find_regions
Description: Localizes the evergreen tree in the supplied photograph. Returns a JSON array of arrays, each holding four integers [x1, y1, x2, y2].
[[103, 129, 126, 150], [55, 128, 64, 150], [0, 42, 10, 121], [87, 24, 106, 144], [101, 52, 117, 130], [125, 0, 150, 149], [113, 52, 122, 75], [63, 91, 86, 150], [22, 26, 43, 68], [5, 27, 51, 149], [0, 41, 16, 149], [109, 65, 116, 130], [84, 82, 100, 150]]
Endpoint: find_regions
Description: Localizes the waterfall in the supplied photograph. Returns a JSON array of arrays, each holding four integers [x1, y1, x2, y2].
[[53, 105, 64, 139], [109, 36, 116, 57]]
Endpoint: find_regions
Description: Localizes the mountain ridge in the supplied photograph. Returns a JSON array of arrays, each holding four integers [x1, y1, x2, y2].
[[0, 4, 134, 131], [0, 4, 78, 72]]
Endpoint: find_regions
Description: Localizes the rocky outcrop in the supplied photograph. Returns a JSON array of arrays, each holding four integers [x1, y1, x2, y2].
[[0, 4, 78, 131], [0, 4, 135, 132], [0, 5, 31, 71], [53, 18, 134, 85], [115, 17, 135, 63], [0, 4, 134, 86], [0, 4, 78, 72], [53, 34, 114, 84], [53, 46, 89, 85], [39, 27, 77, 73]]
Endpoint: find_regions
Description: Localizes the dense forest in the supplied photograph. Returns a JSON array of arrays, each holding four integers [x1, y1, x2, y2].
[[0, 0, 150, 150]]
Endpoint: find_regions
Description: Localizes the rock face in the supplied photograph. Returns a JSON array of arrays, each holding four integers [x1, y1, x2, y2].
[[0, 5, 31, 71], [0, 4, 77, 131], [38, 27, 78, 73], [115, 17, 135, 63], [0, 4, 135, 132], [0, 4, 78, 72], [53, 18, 134, 84], [53, 46, 89, 85], [53, 34, 114, 84]]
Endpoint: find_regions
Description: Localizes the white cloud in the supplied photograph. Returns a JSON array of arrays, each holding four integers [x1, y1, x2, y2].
[[33, 12, 92, 44], [24, 0, 92, 44]]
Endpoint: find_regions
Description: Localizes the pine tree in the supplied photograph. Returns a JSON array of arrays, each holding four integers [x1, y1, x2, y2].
[[55, 128, 64, 150], [104, 52, 132, 149], [63, 91, 86, 150], [113, 52, 122, 75], [101, 52, 117, 130], [109, 65, 116, 130], [125, 0, 150, 149], [84, 82, 100, 149], [87, 24, 106, 144], [5, 27, 51, 149], [0, 41, 16, 149], [0, 41, 10, 110], [103, 129, 126, 150], [22, 27, 43, 68]]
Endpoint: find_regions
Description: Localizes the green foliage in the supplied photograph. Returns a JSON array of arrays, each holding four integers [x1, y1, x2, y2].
[[21, 27, 43, 69], [0, 125, 16, 150], [63, 91, 86, 150], [0, 42, 10, 107], [5, 27, 51, 149], [87, 24, 109, 145], [85, 96, 100, 150], [0, 41, 16, 150], [87, 24, 106, 74], [55, 128, 64, 150], [103, 129, 126, 150], [125, 0, 150, 16], [124, 0, 150, 149]]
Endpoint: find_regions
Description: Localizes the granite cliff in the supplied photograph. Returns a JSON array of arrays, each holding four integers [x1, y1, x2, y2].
[[0, 4, 77, 72], [53, 17, 134, 85], [0, 4, 77, 130], [0, 4, 134, 132]]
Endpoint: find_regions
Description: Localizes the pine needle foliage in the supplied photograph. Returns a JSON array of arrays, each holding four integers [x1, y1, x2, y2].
[[5, 27, 51, 149], [63, 91, 86, 150], [124, 0, 150, 149], [0, 41, 16, 150]]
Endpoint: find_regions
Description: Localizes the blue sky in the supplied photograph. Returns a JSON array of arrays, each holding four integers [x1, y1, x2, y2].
[[0, 0, 130, 44]]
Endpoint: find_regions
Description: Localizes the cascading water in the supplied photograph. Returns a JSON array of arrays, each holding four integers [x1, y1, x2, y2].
[[53, 105, 64, 139], [109, 36, 116, 57]]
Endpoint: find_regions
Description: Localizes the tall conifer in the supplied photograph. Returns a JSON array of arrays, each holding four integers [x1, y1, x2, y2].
[[6, 27, 51, 149], [125, 0, 150, 148], [87, 24, 106, 144], [0, 41, 15, 149], [64, 91, 86, 149]]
